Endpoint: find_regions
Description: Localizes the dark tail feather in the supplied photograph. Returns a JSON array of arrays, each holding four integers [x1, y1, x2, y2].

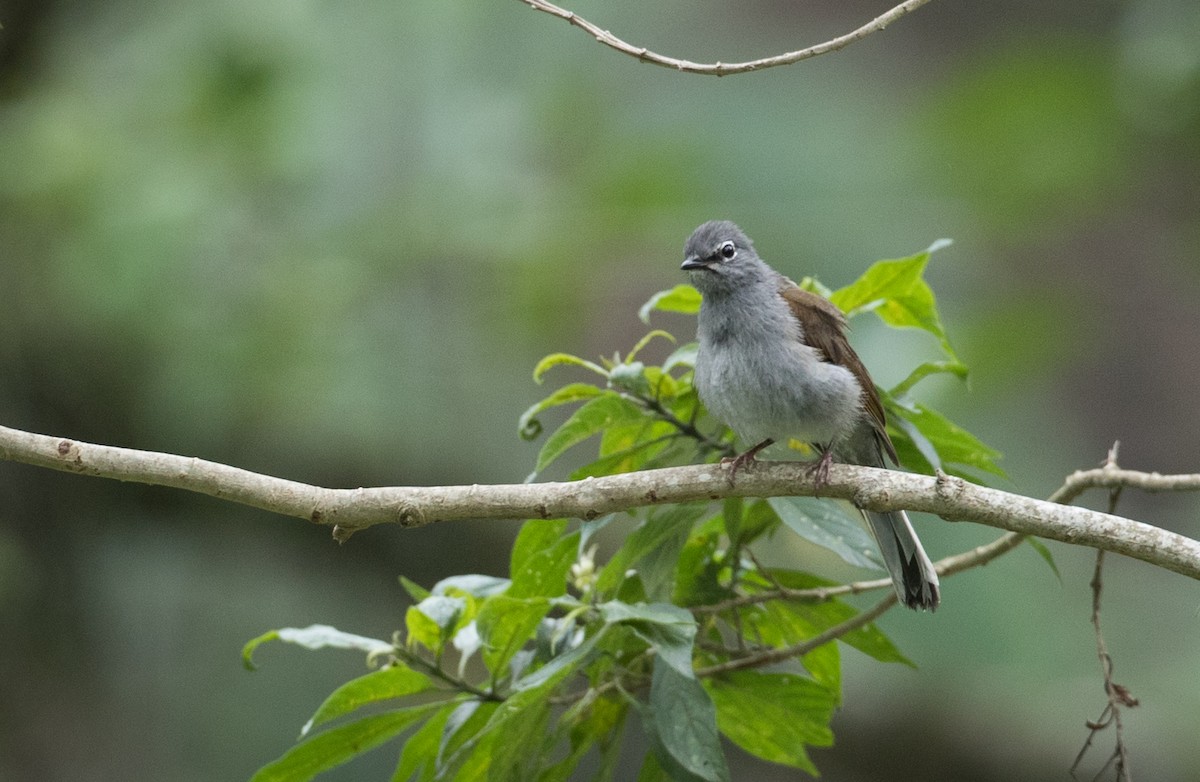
[[863, 509, 940, 611]]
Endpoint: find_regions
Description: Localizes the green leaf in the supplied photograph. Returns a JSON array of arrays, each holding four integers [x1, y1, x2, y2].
[[662, 342, 698, 373], [480, 688, 555, 782], [642, 662, 730, 782], [753, 572, 913, 666], [513, 626, 606, 692], [476, 596, 552, 678], [532, 352, 608, 384], [392, 704, 455, 782], [1025, 536, 1062, 582], [301, 664, 434, 737], [889, 400, 1006, 478], [252, 707, 439, 782], [431, 574, 509, 598], [405, 596, 465, 654], [243, 625, 392, 671], [596, 504, 705, 601], [673, 528, 726, 607], [535, 394, 646, 474], [598, 601, 697, 678], [509, 526, 580, 599], [399, 576, 431, 603], [518, 383, 605, 440], [568, 429, 676, 480], [829, 243, 957, 358], [768, 496, 883, 570], [436, 700, 499, 777], [626, 329, 676, 362], [889, 360, 970, 398], [639, 284, 702, 323], [706, 671, 837, 774], [511, 519, 569, 576]]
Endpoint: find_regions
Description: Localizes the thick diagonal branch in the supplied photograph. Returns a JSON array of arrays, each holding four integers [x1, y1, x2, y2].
[[2, 424, 1200, 581]]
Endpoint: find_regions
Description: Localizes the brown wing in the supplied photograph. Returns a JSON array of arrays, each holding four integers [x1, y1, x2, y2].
[[777, 279, 899, 464]]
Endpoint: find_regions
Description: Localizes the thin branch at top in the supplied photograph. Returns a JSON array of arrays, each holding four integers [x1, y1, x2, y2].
[[517, 0, 936, 76]]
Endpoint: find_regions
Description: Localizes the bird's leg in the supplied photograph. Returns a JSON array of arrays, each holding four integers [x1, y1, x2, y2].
[[806, 445, 835, 491], [721, 438, 774, 482]]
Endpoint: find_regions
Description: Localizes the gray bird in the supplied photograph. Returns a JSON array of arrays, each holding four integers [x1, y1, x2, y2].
[[681, 220, 940, 610]]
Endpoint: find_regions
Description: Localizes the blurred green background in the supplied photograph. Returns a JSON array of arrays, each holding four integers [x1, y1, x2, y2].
[[2, 0, 1199, 779]]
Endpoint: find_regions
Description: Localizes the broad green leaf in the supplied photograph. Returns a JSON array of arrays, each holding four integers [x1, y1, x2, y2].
[[607, 361, 650, 395], [568, 428, 676, 480], [431, 574, 509, 598], [599, 601, 696, 677], [829, 243, 957, 358], [392, 703, 455, 782], [636, 753, 669, 782], [252, 707, 439, 782], [436, 700, 498, 775], [755, 571, 913, 666], [830, 253, 929, 315], [518, 383, 605, 440], [731, 499, 781, 547], [768, 496, 883, 570], [673, 528, 726, 607], [476, 596, 552, 678], [509, 527, 580, 599], [511, 519, 569, 577], [405, 596, 464, 654], [642, 662, 730, 782], [532, 352, 608, 384], [479, 688, 555, 782], [638, 284, 702, 323], [513, 626, 605, 692], [537, 695, 627, 782], [301, 664, 434, 736], [596, 505, 705, 599], [662, 342, 698, 373], [535, 394, 646, 474], [889, 400, 1005, 478], [889, 410, 945, 473], [243, 625, 392, 671], [706, 671, 837, 774]]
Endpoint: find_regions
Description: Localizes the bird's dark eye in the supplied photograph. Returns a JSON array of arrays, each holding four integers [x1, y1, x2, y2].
[[718, 241, 737, 260]]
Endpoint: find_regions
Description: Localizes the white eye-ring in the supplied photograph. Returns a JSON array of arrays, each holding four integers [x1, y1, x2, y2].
[[718, 241, 737, 260]]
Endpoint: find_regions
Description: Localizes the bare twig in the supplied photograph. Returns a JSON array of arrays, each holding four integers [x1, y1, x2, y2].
[[695, 530, 1027, 614], [1072, 444, 1137, 781], [695, 593, 899, 677], [517, 0, 936, 76], [3, 424, 1200, 581]]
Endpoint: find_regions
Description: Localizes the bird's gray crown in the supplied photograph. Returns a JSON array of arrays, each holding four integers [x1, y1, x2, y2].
[[684, 220, 754, 262]]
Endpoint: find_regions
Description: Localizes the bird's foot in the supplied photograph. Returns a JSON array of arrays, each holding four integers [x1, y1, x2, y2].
[[806, 448, 834, 492], [721, 439, 774, 484]]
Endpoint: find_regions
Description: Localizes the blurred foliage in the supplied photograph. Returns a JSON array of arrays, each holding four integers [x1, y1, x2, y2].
[[2, 0, 1199, 780]]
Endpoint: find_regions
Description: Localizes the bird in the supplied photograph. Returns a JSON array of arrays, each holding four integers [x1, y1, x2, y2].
[[681, 219, 940, 610]]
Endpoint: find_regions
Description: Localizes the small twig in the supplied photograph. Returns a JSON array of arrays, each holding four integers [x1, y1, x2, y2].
[[631, 392, 734, 458], [1071, 443, 1137, 781], [695, 593, 898, 677], [394, 647, 502, 702], [695, 530, 1028, 615], [517, 0, 936, 76]]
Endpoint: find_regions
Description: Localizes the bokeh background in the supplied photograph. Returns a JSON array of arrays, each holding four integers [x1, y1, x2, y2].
[[2, 0, 1199, 779]]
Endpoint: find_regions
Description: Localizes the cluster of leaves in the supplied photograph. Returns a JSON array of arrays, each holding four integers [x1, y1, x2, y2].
[[246, 242, 1004, 781]]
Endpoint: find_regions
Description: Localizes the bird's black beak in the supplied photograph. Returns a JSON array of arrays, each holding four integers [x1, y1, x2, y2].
[[680, 256, 710, 271]]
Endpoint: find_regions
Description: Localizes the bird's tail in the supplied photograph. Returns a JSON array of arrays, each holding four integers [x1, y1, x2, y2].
[[863, 510, 940, 611]]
